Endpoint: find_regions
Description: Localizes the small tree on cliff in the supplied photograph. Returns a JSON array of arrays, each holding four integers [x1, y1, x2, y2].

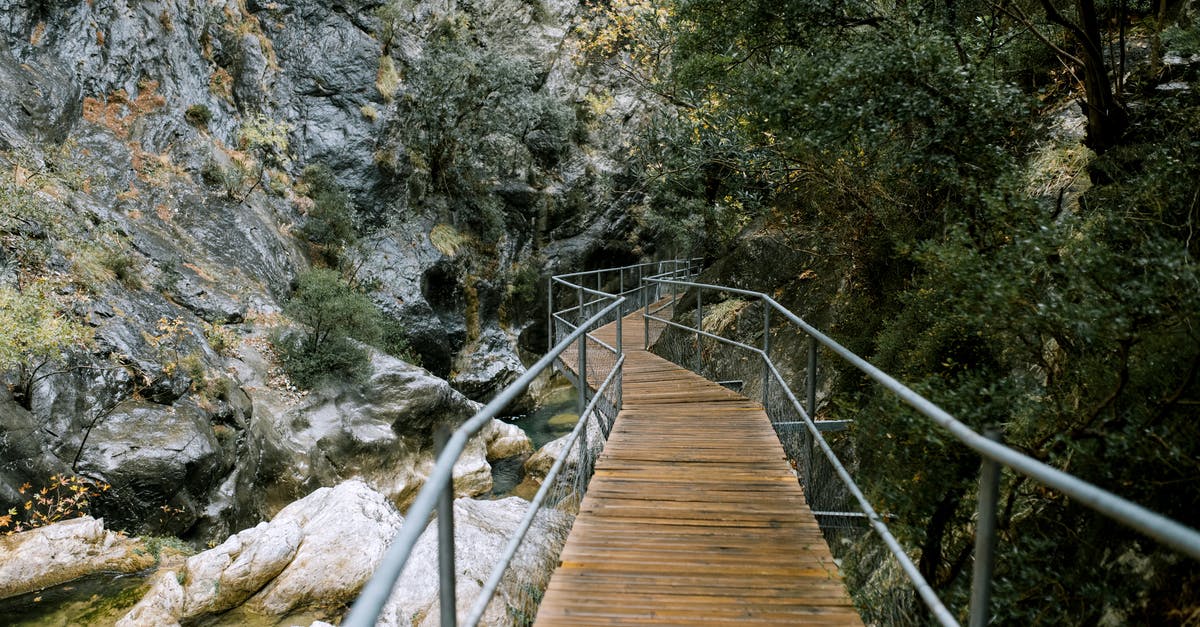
[[277, 268, 382, 387]]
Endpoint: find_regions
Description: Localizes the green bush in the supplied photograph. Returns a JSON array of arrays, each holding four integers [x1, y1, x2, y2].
[[275, 268, 382, 387], [298, 165, 357, 258], [274, 331, 370, 389], [185, 104, 213, 128]]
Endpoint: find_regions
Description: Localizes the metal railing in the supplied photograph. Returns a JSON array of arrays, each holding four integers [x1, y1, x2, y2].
[[643, 276, 1200, 627], [343, 258, 700, 626], [343, 296, 626, 627]]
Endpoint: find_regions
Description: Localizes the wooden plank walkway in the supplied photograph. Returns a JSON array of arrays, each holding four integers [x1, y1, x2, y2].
[[536, 307, 863, 625]]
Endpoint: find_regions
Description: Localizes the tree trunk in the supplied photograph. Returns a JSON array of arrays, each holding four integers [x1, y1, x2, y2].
[[1039, 0, 1129, 152], [1075, 0, 1128, 152]]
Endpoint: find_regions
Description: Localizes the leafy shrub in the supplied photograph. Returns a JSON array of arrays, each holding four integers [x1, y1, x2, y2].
[[274, 268, 382, 388], [298, 165, 357, 258], [204, 321, 237, 356], [502, 261, 542, 323], [185, 104, 213, 128], [0, 280, 93, 373], [274, 331, 369, 388]]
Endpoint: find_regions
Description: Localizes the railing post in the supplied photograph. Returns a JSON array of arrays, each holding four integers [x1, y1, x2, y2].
[[804, 336, 818, 495], [695, 288, 703, 373], [969, 428, 1003, 627], [578, 286, 585, 329], [547, 277, 554, 354], [616, 301, 623, 356], [434, 425, 457, 627], [577, 328, 590, 493], [762, 304, 771, 408], [806, 336, 818, 418], [643, 285, 650, 350], [619, 268, 625, 306], [637, 264, 643, 308], [577, 322, 588, 415]]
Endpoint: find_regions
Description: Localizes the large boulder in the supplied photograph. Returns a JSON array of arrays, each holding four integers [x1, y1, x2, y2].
[[450, 327, 528, 407], [0, 516, 155, 600], [235, 350, 531, 520], [380, 497, 571, 627], [75, 399, 231, 535], [118, 480, 402, 626], [0, 391, 70, 511]]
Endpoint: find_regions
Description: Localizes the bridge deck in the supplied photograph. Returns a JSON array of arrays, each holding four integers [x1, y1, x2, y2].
[[536, 309, 862, 625]]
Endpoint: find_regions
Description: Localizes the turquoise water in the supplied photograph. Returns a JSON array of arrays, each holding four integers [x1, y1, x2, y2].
[[489, 375, 581, 496], [502, 376, 580, 450]]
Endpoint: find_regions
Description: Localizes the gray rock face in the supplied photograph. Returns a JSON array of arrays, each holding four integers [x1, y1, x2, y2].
[[234, 350, 528, 520], [0, 390, 71, 509], [0, 0, 650, 545], [451, 327, 528, 404], [0, 48, 80, 148], [76, 399, 231, 534], [0, 516, 155, 600], [118, 480, 402, 626]]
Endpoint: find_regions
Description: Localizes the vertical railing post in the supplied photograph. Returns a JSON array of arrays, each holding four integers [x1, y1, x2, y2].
[[435, 426, 457, 627], [643, 281, 651, 350], [762, 303, 771, 408], [969, 428, 1003, 627], [695, 288, 703, 373], [804, 336, 818, 495], [577, 319, 588, 415], [616, 299, 623, 356], [806, 336, 818, 419], [637, 264, 643, 308], [578, 286, 585, 329], [547, 277, 554, 353], [577, 327, 590, 493], [619, 268, 625, 311]]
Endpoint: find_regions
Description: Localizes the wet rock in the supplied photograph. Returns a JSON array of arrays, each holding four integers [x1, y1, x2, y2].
[[236, 350, 497, 519], [0, 516, 155, 600], [450, 327, 528, 405], [118, 480, 401, 626], [0, 391, 71, 511], [379, 497, 570, 627], [522, 412, 602, 488], [76, 399, 230, 534], [483, 419, 533, 461]]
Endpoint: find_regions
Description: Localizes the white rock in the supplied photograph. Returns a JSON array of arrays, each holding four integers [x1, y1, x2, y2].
[[483, 418, 534, 460], [379, 497, 571, 627], [0, 516, 154, 600], [118, 480, 402, 626]]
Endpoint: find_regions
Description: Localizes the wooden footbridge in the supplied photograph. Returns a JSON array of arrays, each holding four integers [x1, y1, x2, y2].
[[536, 307, 863, 625], [347, 260, 1200, 627]]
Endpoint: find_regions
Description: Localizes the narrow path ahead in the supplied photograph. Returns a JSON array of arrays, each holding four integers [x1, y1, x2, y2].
[[536, 309, 863, 625]]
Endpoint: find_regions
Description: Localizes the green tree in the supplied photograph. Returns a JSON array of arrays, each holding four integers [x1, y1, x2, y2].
[[604, 0, 1200, 621], [386, 16, 574, 236], [277, 268, 381, 387], [298, 164, 358, 263]]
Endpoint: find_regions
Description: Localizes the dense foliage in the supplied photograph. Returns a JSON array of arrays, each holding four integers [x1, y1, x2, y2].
[[384, 14, 575, 241], [602, 0, 1200, 623]]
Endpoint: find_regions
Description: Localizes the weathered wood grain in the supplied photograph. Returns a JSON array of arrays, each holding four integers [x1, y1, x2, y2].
[[537, 308, 863, 626]]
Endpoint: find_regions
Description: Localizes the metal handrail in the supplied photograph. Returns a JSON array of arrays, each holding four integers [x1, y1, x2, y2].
[[343, 296, 627, 627], [644, 276, 1200, 626], [547, 259, 702, 350], [463, 354, 625, 625]]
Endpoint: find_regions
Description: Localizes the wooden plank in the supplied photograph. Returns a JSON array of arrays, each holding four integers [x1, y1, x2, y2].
[[534, 309, 862, 626]]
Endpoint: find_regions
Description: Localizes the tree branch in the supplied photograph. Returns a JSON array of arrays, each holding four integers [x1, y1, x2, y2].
[[987, 0, 1083, 66]]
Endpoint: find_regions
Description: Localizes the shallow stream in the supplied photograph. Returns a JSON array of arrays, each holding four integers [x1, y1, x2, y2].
[[490, 374, 580, 497]]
